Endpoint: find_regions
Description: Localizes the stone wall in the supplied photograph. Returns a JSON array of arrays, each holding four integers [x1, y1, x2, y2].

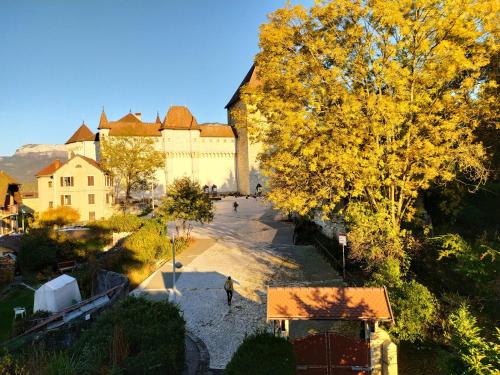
[[370, 328, 398, 375]]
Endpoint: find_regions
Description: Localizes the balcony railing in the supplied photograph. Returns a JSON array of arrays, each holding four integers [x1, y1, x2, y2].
[[1, 205, 19, 216]]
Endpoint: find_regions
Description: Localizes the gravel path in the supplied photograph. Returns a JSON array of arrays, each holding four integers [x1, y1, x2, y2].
[[142, 197, 341, 369]]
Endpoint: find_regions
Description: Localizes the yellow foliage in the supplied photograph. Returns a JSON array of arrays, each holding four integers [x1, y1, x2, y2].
[[242, 0, 498, 236], [39, 206, 80, 227]]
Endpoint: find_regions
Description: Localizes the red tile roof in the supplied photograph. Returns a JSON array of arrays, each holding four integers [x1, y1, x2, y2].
[[225, 64, 261, 109], [199, 124, 236, 138], [98, 110, 109, 129], [35, 159, 64, 176], [267, 287, 393, 322], [162, 106, 199, 130], [65, 123, 95, 144], [35, 155, 105, 177], [108, 122, 162, 137]]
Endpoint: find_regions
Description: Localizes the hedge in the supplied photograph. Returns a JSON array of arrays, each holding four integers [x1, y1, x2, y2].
[[101, 214, 144, 233], [122, 220, 170, 263], [73, 297, 185, 374], [225, 332, 295, 375]]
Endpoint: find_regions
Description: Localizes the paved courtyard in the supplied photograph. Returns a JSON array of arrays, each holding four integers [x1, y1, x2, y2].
[[139, 197, 342, 369]]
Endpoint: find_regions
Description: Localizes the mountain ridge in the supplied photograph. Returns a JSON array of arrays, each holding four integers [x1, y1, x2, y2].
[[0, 144, 68, 187]]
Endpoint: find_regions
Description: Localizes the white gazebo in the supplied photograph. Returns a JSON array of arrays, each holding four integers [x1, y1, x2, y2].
[[34, 274, 82, 313]]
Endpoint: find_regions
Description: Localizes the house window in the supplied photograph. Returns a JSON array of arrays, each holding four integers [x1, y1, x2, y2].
[[105, 176, 113, 187], [88, 176, 94, 186], [60, 195, 71, 206], [88, 212, 95, 221], [49, 201, 53, 208], [48, 181, 53, 188], [88, 194, 95, 204], [60, 176, 74, 187]]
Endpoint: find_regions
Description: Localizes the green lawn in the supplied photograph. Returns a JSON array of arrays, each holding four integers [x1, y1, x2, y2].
[[0, 286, 34, 342]]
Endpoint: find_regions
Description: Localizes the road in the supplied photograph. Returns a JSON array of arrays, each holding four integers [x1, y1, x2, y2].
[[139, 196, 342, 369]]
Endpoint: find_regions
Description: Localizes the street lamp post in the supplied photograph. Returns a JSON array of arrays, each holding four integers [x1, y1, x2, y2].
[[170, 230, 183, 303]]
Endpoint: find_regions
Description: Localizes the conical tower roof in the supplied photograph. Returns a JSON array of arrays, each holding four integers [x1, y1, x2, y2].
[[66, 123, 95, 144], [98, 109, 110, 129]]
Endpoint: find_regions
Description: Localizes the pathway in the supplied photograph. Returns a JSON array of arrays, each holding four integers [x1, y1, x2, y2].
[[140, 197, 342, 369]]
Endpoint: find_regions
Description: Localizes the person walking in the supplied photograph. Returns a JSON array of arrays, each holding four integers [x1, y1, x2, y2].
[[233, 201, 239, 212], [224, 276, 234, 306]]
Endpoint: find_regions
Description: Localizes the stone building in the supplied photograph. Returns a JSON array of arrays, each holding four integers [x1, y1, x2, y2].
[[63, 66, 263, 196], [225, 64, 264, 195]]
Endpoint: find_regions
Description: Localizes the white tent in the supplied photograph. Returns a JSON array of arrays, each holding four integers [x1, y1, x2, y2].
[[34, 274, 82, 313]]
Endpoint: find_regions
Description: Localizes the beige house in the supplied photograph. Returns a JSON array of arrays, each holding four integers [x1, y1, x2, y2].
[[35, 155, 114, 221]]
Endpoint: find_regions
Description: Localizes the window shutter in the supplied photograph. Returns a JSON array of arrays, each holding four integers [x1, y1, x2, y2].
[[60, 177, 63, 186]]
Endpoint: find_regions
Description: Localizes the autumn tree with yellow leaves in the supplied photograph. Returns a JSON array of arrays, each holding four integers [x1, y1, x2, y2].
[[241, 0, 498, 265], [100, 137, 164, 209]]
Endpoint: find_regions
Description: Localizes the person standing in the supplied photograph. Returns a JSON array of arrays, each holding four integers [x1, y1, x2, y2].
[[224, 276, 234, 306], [233, 201, 239, 212]]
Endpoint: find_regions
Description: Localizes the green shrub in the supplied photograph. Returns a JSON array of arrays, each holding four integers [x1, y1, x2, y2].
[[101, 214, 144, 233], [0, 350, 27, 375], [44, 351, 80, 375], [74, 297, 185, 375], [19, 228, 58, 272], [122, 220, 170, 263], [225, 332, 295, 375], [389, 280, 438, 343], [446, 303, 500, 374]]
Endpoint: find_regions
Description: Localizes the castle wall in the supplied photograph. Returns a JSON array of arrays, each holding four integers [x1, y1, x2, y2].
[[66, 141, 97, 160]]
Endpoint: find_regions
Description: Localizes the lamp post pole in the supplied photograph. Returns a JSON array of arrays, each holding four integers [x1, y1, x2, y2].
[[172, 231, 176, 302], [151, 182, 155, 213]]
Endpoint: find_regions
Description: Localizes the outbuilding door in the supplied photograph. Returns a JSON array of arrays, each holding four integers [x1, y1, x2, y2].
[[293, 332, 371, 375]]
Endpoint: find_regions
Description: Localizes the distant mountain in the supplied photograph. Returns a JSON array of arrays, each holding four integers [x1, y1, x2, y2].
[[0, 144, 68, 189]]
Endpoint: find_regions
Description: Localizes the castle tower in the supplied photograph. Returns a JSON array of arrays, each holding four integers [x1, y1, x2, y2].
[[225, 65, 263, 195]]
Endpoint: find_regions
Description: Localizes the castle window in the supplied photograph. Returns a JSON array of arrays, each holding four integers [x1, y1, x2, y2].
[[48, 181, 53, 188], [88, 194, 95, 205], [105, 176, 113, 186], [49, 201, 53, 208], [89, 212, 96, 221], [88, 176, 94, 186]]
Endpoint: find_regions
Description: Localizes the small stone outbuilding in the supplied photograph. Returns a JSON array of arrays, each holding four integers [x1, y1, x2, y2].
[[267, 286, 398, 375]]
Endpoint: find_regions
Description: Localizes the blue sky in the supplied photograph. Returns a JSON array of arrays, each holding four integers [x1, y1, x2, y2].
[[0, 0, 311, 155]]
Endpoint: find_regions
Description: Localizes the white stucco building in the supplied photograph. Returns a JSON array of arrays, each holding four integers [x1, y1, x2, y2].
[[63, 66, 263, 197]]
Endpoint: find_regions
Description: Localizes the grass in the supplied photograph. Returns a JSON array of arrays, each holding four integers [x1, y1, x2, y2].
[[0, 286, 34, 342]]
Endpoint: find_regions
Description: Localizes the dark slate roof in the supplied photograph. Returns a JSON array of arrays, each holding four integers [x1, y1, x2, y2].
[[225, 64, 260, 109]]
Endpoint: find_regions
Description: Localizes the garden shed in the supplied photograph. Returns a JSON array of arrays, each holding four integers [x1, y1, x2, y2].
[[34, 274, 82, 313]]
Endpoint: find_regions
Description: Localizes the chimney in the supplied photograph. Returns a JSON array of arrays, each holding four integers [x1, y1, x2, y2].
[[134, 112, 142, 121]]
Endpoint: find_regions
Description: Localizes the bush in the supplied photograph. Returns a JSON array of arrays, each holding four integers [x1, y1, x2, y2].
[[39, 207, 80, 227], [101, 214, 144, 233], [19, 228, 58, 272], [74, 297, 185, 374], [389, 280, 438, 343], [225, 332, 295, 375], [446, 303, 500, 374], [122, 220, 170, 263]]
